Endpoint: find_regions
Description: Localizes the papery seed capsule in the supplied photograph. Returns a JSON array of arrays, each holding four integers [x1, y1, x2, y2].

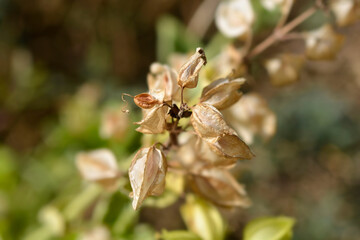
[[200, 78, 245, 110], [305, 24, 344, 60], [75, 149, 120, 190], [177, 48, 207, 89], [189, 168, 251, 208], [128, 146, 167, 210], [134, 93, 159, 109]]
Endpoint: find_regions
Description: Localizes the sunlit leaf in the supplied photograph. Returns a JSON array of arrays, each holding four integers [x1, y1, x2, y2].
[[244, 216, 295, 240]]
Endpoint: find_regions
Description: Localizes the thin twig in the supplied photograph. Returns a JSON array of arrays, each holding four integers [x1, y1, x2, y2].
[[248, 6, 317, 58]]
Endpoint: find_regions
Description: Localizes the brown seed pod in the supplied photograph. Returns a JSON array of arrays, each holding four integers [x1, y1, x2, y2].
[[200, 78, 245, 110], [135, 105, 168, 134], [134, 93, 160, 109], [189, 168, 251, 208], [128, 146, 167, 210], [177, 48, 207, 89]]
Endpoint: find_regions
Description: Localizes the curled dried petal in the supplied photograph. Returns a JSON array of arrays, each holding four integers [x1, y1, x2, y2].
[[190, 168, 251, 208], [177, 48, 207, 89], [129, 146, 167, 210], [76, 149, 120, 190], [134, 93, 160, 109], [200, 78, 245, 110], [305, 24, 345, 60], [135, 105, 168, 134]]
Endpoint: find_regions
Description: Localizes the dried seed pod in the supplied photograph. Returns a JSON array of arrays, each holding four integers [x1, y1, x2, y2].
[[215, 0, 254, 38], [191, 103, 235, 139], [128, 146, 167, 210], [190, 168, 251, 208], [264, 54, 304, 86], [206, 45, 245, 80], [191, 103, 254, 160], [134, 93, 160, 109], [200, 78, 245, 110], [222, 93, 277, 145], [76, 149, 120, 190], [331, 0, 360, 27], [100, 106, 129, 140], [261, 0, 293, 13], [305, 24, 345, 60], [195, 136, 238, 167], [147, 63, 180, 102], [207, 134, 254, 160], [177, 48, 207, 89], [135, 105, 168, 134]]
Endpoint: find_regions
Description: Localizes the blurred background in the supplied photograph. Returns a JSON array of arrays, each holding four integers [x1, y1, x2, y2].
[[1, 0, 360, 239]]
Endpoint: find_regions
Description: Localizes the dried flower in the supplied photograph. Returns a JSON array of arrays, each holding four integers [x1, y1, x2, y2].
[[76, 149, 120, 190], [177, 48, 207, 89], [223, 93, 276, 145], [264, 54, 304, 86], [128, 146, 167, 210], [331, 0, 360, 27], [215, 0, 255, 38], [200, 78, 245, 110], [190, 168, 251, 208], [305, 24, 345, 60]]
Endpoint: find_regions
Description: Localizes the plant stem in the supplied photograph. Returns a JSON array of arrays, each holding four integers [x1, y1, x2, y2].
[[180, 86, 184, 105], [248, 6, 317, 58]]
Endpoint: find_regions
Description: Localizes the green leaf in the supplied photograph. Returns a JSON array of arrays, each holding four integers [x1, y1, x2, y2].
[[180, 195, 226, 240], [244, 216, 296, 240], [160, 230, 202, 240]]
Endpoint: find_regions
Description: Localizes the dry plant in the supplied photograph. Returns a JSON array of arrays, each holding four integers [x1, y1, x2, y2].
[[74, 0, 360, 239]]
